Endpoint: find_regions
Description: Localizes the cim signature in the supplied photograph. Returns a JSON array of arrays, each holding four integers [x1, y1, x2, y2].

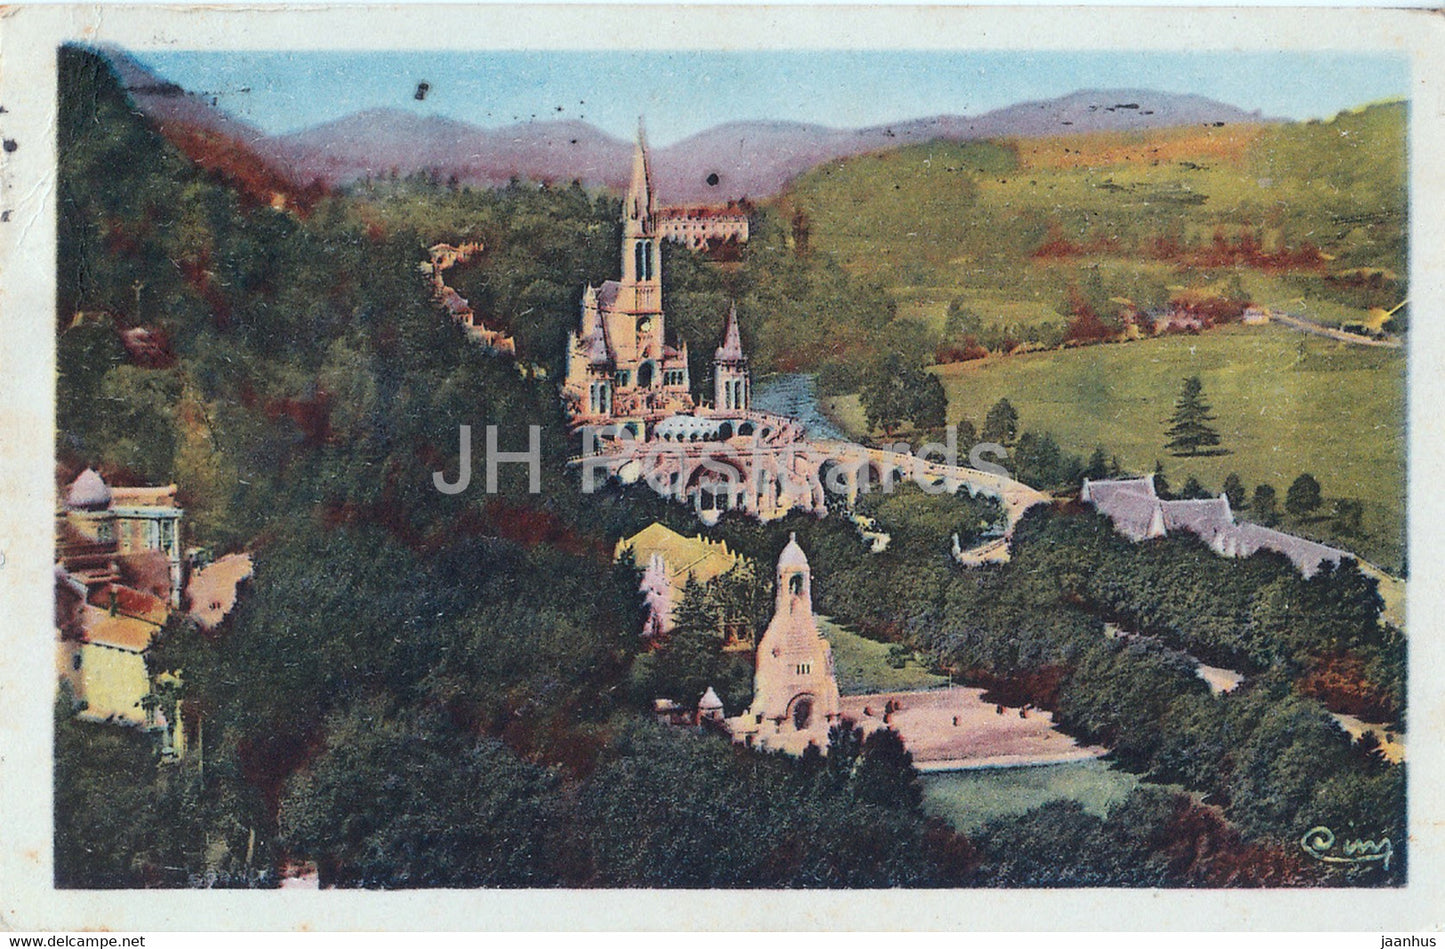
[[1300, 826, 1393, 870]]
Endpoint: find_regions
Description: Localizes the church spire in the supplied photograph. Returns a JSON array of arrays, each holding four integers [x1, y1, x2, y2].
[[713, 302, 749, 413], [625, 118, 655, 235], [715, 303, 745, 363]]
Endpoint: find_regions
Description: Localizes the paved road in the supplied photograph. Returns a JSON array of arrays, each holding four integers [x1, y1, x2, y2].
[[1271, 312, 1403, 349]]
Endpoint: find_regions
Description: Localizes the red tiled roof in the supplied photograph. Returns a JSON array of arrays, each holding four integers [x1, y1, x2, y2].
[[88, 583, 169, 625], [81, 605, 159, 652]]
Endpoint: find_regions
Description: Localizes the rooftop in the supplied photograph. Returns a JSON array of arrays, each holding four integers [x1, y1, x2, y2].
[[616, 522, 744, 586], [80, 604, 160, 653], [65, 469, 112, 510]]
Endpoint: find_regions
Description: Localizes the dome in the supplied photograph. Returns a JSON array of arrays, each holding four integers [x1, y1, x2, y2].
[[777, 532, 809, 571], [65, 468, 112, 510], [698, 686, 724, 711]]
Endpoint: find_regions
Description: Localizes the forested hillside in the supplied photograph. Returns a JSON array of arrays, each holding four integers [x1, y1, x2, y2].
[[53, 45, 977, 889], [54, 46, 1403, 890]]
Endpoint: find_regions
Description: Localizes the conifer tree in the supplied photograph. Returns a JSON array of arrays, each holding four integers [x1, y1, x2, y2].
[[1253, 484, 1280, 526], [1222, 472, 1247, 509], [1286, 473, 1323, 518], [1165, 376, 1222, 456], [1152, 460, 1172, 500], [982, 398, 1020, 446]]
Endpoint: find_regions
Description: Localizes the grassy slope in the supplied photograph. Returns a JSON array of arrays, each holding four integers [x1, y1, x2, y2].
[[789, 106, 1407, 570], [945, 324, 1403, 566], [785, 104, 1407, 332], [825, 322, 1404, 568], [818, 615, 947, 695]]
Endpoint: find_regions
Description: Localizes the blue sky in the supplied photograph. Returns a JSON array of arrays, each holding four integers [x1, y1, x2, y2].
[[131, 49, 1410, 144]]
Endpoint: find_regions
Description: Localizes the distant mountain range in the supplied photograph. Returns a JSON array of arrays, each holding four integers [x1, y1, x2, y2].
[[105, 46, 1274, 204]]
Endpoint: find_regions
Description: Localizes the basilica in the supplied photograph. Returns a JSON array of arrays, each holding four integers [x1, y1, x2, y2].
[[563, 127, 826, 524], [562, 125, 700, 424]]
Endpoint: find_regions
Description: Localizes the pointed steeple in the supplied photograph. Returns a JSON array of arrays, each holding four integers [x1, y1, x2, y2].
[[713, 302, 750, 412], [714, 303, 745, 363], [625, 118, 655, 235]]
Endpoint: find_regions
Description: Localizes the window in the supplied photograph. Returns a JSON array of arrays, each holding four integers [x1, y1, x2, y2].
[[72, 653, 82, 671], [634, 240, 655, 281], [796, 663, 812, 676]]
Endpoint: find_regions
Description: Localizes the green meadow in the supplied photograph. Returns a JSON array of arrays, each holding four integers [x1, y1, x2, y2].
[[829, 323, 1404, 569], [784, 103, 1407, 336], [818, 615, 948, 696], [920, 759, 1141, 835], [787, 103, 1407, 571]]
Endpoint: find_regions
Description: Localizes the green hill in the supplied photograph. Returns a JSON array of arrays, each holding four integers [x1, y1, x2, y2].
[[787, 105, 1407, 570], [824, 322, 1405, 570], [783, 103, 1407, 337]]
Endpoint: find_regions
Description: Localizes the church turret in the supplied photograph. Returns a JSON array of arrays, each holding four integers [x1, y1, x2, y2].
[[739, 533, 841, 754], [621, 121, 661, 296], [774, 531, 812, 616], [713, 303, 749, 414]]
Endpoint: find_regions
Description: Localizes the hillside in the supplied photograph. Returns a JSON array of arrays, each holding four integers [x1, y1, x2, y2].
[[275, 110, 635, 190], [783, 102, 1406, 329], [101, 44, 323, 211], [823, 323, 1405, 570]]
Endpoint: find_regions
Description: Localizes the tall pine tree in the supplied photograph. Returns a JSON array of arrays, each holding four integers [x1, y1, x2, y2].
[[1164, 376, 1222, 456]]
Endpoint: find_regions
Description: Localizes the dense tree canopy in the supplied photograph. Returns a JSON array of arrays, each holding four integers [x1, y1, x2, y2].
[[54, 45, 1405, 891]]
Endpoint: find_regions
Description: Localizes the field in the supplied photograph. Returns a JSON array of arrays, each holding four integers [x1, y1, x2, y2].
[[827, 322, 1406, 570], [783, 103, 1407, 344], [818, 615, 947, 695], [920, 759, 1141, 834]]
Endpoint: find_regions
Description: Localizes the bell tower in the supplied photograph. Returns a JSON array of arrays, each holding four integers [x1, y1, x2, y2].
[[741, 533, 841, 754], [620, 121, 662, 330], [713, 303, 750, 414]]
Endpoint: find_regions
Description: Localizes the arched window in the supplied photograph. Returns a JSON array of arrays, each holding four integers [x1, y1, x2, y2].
[[634, 240, 654, 281], [789, 573, 803, 595], [791, 696, 813, 730]]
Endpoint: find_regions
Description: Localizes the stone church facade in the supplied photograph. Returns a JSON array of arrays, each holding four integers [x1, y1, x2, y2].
[[562, 126, 831, 523], [563, 125, 694, 425], [561, 127, 1046, 533], [729, 534, 841, 754]]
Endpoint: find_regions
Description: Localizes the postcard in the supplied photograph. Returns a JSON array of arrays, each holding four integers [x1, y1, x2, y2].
[[1, 1, 1443, 932]]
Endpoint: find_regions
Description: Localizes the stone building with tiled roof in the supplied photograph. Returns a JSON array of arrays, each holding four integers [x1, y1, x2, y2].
[[1081, 474, 1347, 578], [56, 469, 184, 606], [615, 522, 750, 643], [55, 469, 190, 755], [656, 202, 750, 253]]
